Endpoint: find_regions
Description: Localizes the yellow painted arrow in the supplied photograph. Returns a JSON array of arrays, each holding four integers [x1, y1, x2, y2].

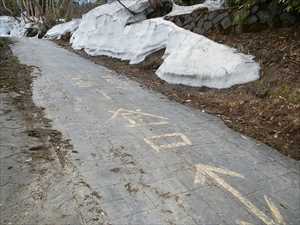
[[194, 164, 286, 225]]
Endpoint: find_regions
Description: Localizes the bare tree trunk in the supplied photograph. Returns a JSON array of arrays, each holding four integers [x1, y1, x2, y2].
[[1, 0, 14, 15], [2, 0, 79, 37]]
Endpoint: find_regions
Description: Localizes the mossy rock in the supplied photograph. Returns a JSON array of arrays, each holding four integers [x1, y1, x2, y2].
[[233, 7, 251, 25]]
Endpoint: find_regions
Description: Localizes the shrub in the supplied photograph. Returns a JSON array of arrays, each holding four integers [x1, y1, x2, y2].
[[227, 0, 300, 13], [279, 0, 300, 12]]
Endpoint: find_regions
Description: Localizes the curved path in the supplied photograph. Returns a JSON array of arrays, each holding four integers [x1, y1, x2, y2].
[[12, 38, 300, 225]]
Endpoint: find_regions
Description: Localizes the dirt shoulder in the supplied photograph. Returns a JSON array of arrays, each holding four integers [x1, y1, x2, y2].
[[0, 37, 73, 224], [0, 38, 71, 165], [55, 25, 300, 160], [0, 38, 106, 225]]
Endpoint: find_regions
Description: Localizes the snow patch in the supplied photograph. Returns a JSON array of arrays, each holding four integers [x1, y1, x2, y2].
[[44, 19, 82, 39], [70, 0, 259, 89], [156, 22, 259, 88], [0, 16, 26, 37], [168, 0, 225, 16]]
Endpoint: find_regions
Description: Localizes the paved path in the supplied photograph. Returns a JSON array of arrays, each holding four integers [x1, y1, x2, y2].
[[12, 38, 300, 225]]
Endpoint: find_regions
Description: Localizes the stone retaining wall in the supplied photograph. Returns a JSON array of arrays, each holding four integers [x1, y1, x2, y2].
[[165, 2, 299, 35], [165, 7, 232, 35]]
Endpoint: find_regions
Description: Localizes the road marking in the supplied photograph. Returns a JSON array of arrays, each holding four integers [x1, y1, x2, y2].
[[72, 77, 94, 88], [194, 164, 244, 185], [109, 108, 169, 127], [239, 221, 254, 225], [102, 76, 128, 89], [95, 89, 112, 100], [74, 97, 83, 112], [194, 164, 286, 225], [74, 97, 92, 113], [265, 196, 286, 225], [144, 133, 192, 152], [104, 77, 113, 83]]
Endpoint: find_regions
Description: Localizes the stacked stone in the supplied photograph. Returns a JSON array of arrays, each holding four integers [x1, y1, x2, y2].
[[240, 1, 298, 30], [165, 1, 298, 35], [165, 8, 233, 35]]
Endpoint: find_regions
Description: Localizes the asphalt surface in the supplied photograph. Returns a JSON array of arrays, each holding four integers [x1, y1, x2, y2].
[[10, 38, 300, 225]]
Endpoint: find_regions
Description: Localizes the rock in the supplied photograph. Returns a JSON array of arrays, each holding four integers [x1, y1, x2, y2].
[[38, 24, 48, 38], [203, 21, 213, 31], [185, 21, 195, 31], [235, 24, 243, 33], [215, 23, 224, 33], [247, 15, 258, 25], [213, 12, 228, 24], [25, 27, 39, 37], [149, 0, 172, 11], [194, 7, 208, 17], [221, 17, 232, 30], [165, 16, 173, 21], [182, 15, 192, 26], [61, 32, 72, 41], [192, 26, 203, 34], [195, 13, 203, 23], [183, 23, 192, 30], [257, 10, 271, 24], [179, 15, 186, 24], [268, 1, 280, 16], [190, 9, 198, 18], [280, 12, 296, 25], [251, 5, 259, 14], [208, 11, 218, 20], [197, 19, 204, 29], [175, 16, 183, 26]]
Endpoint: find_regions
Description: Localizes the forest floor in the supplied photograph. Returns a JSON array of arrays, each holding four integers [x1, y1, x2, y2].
[[55, 25, 300, 160]]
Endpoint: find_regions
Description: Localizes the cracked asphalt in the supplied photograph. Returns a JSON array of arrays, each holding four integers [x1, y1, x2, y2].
[[5, 38, 300, 225]]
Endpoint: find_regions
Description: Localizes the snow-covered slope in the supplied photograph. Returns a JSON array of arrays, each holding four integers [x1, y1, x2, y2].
[[0, 16, 26, 37], [70, 0, 259, 89], [44, 19, 81, 39]]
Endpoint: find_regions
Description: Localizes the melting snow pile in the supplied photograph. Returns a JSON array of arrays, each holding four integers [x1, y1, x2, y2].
[[45, 19, 81, 39], [68, 0, 260, 89], [168, 0, 225, 16], [0, 16, 26, 37]]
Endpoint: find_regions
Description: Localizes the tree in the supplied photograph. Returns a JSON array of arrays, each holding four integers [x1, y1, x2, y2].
[[0, 0, 74, 25], [279, 0, 300, 12], [227, 0, 300, 13]]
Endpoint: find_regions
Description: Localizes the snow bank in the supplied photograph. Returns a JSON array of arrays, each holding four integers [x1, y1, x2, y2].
[[44, 19, 82, 39], [156, 20, 259, 88], [168, 0, 225, 16], [71, 0, 150, 52], [0, 16, 26, 37], [71, 0, 260, 89]]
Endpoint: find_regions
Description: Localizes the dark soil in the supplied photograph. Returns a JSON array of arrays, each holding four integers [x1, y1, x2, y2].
[[0, 38, 72, 164], [55, 25, 300, 160]]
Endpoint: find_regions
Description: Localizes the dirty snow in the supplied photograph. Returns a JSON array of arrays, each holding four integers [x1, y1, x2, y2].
[[44, 19, 82, 39], [0, 16, 26, 37], [70, 0, 259, 89]]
